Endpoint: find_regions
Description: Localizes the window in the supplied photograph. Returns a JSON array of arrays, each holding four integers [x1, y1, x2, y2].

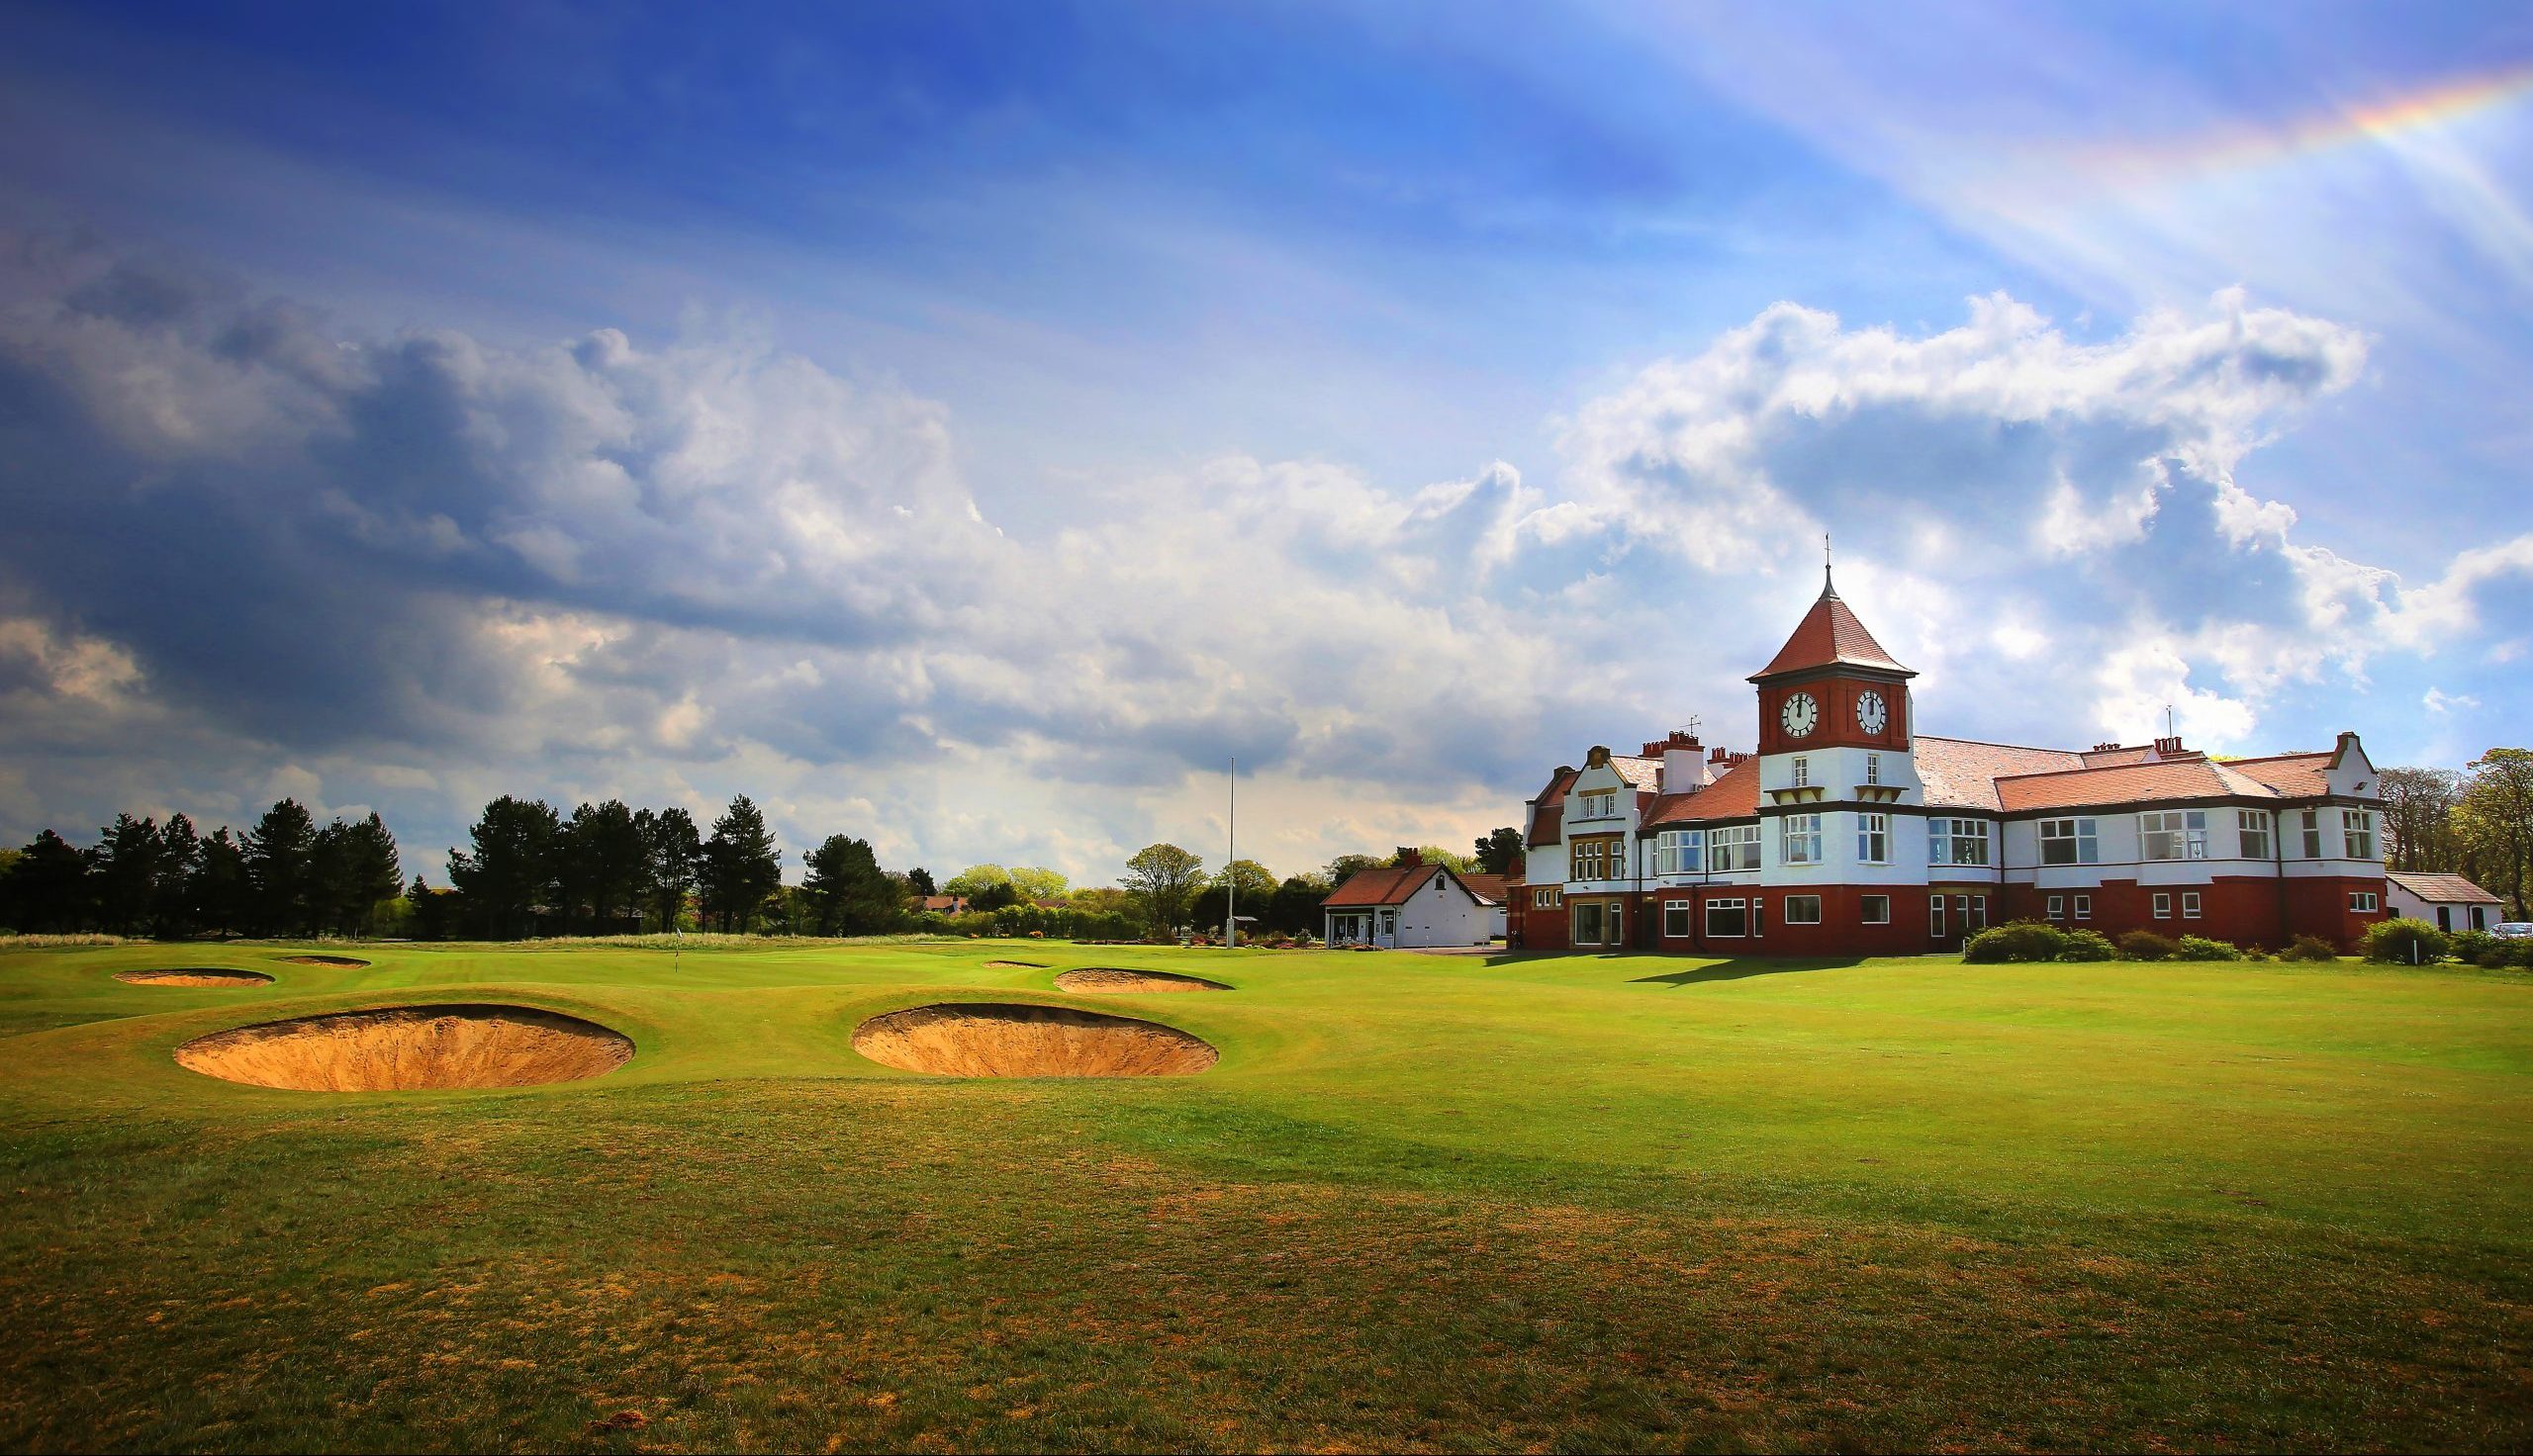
[[1964, 895, 1987, 932], [1576, 789, 1617, 819], [2342, 810, 2376, 862], [2350, 890, 2380, 913], [1572, 902, 1604, 944], [2299, 809, 2323, 858], [1663, 901, 1691, 939], [1531, 887, 1561, 909], [2141, 810, 2207, 862], [1752, 898, 1765, 936], [2046, 894, 2066, 920], [1860, 894, 1891, 924], [2073, 894, 2092, 921], [1710, 824, 1761, 871], [2437, 906, 2452, 933], [1866, 753, 1882, 785], [2039, 818, 2100, 865], [2182, 891, 2202, 919], [1653, 829, 1704, 875], [1784, 894, 1823, 925], [2474, 906, 2489, 931], [1791, 756, 1810, 788], [2153, 892, 2173, 919], [1781, 813, 1823, 865], [1706, 898, 1747, 937], [1857, 813, 1889, 864], [1569, 839, 1621, 881], [1929, 818, 1990, 866], [1928, 894, 1945, 938], [2234, 809, 2272, 860]]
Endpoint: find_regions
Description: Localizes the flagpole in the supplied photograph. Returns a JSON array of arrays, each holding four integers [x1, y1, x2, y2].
[[1226, 755, 1237, 950]]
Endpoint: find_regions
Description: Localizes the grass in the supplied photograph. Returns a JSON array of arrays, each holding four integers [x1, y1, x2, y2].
[[0, 939, 2526, 1452]]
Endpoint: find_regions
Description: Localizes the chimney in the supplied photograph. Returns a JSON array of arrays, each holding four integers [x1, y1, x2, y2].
[[2152, 735, 2184, 758], [2092, 741, 2121, 753], [1394, 847, 1422, 866]]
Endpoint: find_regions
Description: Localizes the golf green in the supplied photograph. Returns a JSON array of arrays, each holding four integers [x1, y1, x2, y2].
[[1, 939, 2525, 1451]]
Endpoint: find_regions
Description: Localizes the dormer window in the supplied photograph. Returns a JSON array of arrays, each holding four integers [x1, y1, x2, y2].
[[1577, 790, 1617, 819]]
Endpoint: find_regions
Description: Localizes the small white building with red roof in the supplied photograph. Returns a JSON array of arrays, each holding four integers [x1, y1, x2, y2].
[[1323, 856, 1504, 949], [2383, 870, 2503, 935], [1507, 570, 2390, 956]]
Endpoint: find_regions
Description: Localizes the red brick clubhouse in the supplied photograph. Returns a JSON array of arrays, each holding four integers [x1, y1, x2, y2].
[[1508, 571, 2391, 956]]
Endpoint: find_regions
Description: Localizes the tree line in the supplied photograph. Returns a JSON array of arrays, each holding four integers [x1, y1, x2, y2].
[[2379, 750, 2533, 915], [0, 800, 401, 938]]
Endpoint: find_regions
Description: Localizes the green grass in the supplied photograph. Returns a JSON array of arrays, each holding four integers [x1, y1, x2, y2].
[[1, 939, 2527, 1452]]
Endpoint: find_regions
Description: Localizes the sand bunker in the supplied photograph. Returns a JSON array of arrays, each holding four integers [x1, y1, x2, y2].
[[115, 967, 275, 988], [1054, 967, 1231, 994], [852, 1002, 1217, 1078], [983, 959, 1048, 969], [175, 1004, 633, 1091], [280, 955, 368, 967]]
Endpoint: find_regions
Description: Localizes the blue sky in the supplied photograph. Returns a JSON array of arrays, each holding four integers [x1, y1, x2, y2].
[[2, 0, 2529, 882]]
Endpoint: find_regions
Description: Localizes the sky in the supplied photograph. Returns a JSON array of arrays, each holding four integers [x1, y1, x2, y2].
[[3, 0, 2531, 887]]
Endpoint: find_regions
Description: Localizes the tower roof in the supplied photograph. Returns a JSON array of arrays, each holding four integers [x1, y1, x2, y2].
[[1747, 569, 1915, 681]]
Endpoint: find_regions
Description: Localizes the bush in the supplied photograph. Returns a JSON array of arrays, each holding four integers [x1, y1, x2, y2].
[[2447, 929, 2498, 965], [2115, 930, 2183, 961], [2478, 947, 2515, 969], [2175, 935, 2244, 961], [2053, 928, 2116, 962], [1963, 920, 2075, 963], [2278, 934, 2341, 961], [2363, 917, 2449, 965]]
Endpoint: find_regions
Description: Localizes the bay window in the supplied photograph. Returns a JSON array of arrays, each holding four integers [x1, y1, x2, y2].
[[2039, 817, 2100, 865], [2238, 809, 2273, 860], [1781, 813, 1824, 865], [2141, 810, 2207, 862], [2342, 810, 2376, 862], [1710, 824, 1761, 871], [1653, 829, 1704, 875], [1929, 817, 1990, 866], [1857, 812, 1889, 864]]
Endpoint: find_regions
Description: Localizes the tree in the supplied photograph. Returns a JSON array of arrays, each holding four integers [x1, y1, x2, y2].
[[1325, 853, 1383, 884], [2379, 768, 2464, 872], [904, 865, 937, 897], [945, 864, 1013, 899], [406, 873, 456, 942], [635, 807, 704, 932], [3, 830, 92, 932], [2458, 749, 2533, 916], [1008, 865, 1069, 902], [1393, 845, 1471, 871], [1266, 872, 1332, 936], [155, 813, 202, 938], [1120, 843, 1204, 939], [1473, 826, 1525, 876], [191, 828, 249, 937], [308, 820, 356, 936], [446, 796, 561, 939], [92, 813, 165, 935], [338, 813, 404, 937], [558, 799, 646, 932], [1192, 859, 1277, 934], [242, 799, 320, 936], [701, 795, 783, 933], [800, 834, 903, 935]]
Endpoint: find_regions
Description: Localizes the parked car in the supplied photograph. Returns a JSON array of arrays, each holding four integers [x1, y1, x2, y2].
[[2494, 922, 2533, 940]]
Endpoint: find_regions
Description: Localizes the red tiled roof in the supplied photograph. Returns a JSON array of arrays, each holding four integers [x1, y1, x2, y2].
[[1915, 737, 2086, 811], [1527, 767, 1576, 848], [1323, 864, 1442, 908], [1993, 758, 2298, 812], [1751, 581, 1913, 681], [2386, 870, 2500, 905], [2079, 745, 2157, 767], [1642, 758, 1761, 824], [1457, 872, 1509, 905], [2223, 753, 2333, 796]]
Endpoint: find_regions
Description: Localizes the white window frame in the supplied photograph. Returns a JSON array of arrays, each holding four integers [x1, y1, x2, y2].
[[1784, 894, 1823, 925], [1662, 900, 1691, 939], [1857, 812, 1889, 864], [2039, 817, 2100, 865], [2299, 809, 2323, 859], [2350, 890, 2379, 913], [1791, 756, 1810, 788], [1653, 829, 1704, 876], [1706, 898, 1748, 938], [1865, 753, 1882, 785], [1928, 893, 1944, 938], [2141, 810, 2207, 863], [2342, 809, 2375, 862], [1860, 894, 1891, 925], [1781, 813, 1824, 865], [1929, 817, 1990, 866], [2073, 893, 2092, 921], [2046, 893, 2065, 920], [2182, 891, 2202, 920], [1577, 789, 1617, 820], [1572, 901, 1603, 945], [2238, 809, 2273, 861], [2152, 892, 2173, 919], [1710, 824, 1761, 872]]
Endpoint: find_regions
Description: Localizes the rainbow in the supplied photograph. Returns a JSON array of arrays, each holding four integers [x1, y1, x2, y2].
[[2071, 63, 2533, 191]]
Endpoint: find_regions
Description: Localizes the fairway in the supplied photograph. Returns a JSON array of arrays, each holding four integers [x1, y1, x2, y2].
[[2, 940, 2527, 1452]]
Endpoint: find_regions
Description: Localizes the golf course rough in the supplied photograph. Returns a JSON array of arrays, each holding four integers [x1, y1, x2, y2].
[[113, 968, 275, 987], [174, 1004, 634, 1091], [851, 1001, 1218, 1077], [1054, 966, 1232, 994]]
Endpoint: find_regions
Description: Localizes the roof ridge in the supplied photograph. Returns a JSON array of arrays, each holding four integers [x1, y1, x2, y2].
[[1917, 733, 2084, 755]]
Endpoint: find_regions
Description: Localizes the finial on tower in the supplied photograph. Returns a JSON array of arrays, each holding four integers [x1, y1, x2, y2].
[[1822, 532, 1837, 598]]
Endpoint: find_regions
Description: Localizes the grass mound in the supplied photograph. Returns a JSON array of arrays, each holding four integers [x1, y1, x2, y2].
[[1055, 966, 1231, 994], [852, 1002, 1217, 1078], [113, 968, 274, 988], [174, 1005, 632, 1091], [279, 955, 368, 968]]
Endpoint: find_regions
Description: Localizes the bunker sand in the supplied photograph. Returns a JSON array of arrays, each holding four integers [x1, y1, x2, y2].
[[280, 955, 368, 967], [1055, 967, 1231, 994], [175, 1005, 633, 1091], [115, 968, 274, 988], [853, 1002, 1217, 1077]]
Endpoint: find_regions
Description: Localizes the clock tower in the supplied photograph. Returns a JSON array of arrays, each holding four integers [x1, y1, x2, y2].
[[1748, 566, 1916, 756]]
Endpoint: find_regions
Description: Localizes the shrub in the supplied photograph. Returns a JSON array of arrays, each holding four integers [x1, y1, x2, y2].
[[2363, 917, 2449, 965], [2176, 935, 2244, 961], [2053, 928, 2116, 962], [2115, 930, 2183, 961], [2278, 934, 2341, 961], [2507, 940, 2533, 970], [1963, 920, 2073, 963], [2447, 929, 2498, 965], [2479, 947, 2515, 969]]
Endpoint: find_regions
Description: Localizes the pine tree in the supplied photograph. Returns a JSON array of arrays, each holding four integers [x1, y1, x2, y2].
[[801, 834, 902, 935], [242, 799, 319, 937], [341, 813, 404, 936], [635, 807, 703, 932], [702, 795, 783, 933], [192, 828, 249, 938], [4, 830, 94, 933], [93, 814, 165, 935], [156, 813, 202, 938], [446, 796, 561, 939]]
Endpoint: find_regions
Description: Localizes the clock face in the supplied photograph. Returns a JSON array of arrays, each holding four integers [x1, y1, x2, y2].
[[1780, 691, 1820, 738], [1857, 689, 1889, 736]]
